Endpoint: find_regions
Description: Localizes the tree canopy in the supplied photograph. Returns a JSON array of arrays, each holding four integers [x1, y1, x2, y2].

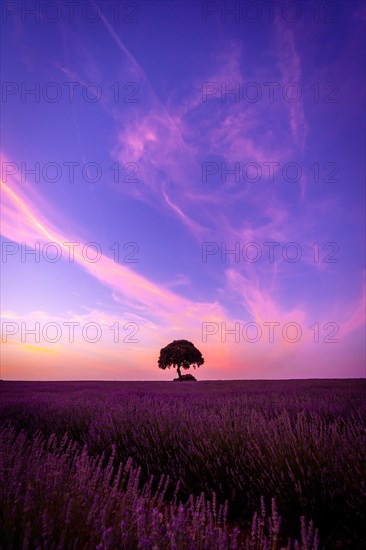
[[158, 340, 204, 380]]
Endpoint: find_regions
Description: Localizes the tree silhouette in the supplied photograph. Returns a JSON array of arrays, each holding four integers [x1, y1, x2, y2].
[[158, 340, 204, 380]]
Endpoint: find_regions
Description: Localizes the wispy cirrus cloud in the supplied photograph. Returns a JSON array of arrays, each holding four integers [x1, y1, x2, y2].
[[2, 6, 364, 380], [274, 21, 308, 154], [1, 163, 232, 376]]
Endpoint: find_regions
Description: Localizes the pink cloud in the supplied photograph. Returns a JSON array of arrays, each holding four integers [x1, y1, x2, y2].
[[339, 283, 366, 339], [1, 164, 233, 378]]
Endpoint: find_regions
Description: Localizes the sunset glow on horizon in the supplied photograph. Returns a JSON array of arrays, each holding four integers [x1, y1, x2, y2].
[[1, 0, 365, 380]]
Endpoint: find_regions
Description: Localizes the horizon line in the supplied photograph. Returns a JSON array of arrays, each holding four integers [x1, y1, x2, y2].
[[1, 377, 365, 382]]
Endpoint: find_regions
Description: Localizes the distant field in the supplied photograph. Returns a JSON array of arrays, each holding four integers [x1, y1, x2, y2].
[[1, 379, 365, 549]]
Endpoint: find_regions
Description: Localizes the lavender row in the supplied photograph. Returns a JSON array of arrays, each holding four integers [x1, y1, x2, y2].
[[0, 380, 365, 547], [0, 424, 319, 549]]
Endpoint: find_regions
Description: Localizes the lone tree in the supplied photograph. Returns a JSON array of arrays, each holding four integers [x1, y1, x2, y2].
[[158, 340, 204, 380]]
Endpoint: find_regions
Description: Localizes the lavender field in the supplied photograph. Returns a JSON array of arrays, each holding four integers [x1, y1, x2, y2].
[[0, 379, 365, 549]]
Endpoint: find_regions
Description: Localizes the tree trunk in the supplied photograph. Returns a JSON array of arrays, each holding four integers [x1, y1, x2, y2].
[[177, 364, 182, 379]]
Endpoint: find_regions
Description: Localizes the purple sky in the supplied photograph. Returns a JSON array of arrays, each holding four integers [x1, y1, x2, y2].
[[1, 0, 365, 380]]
